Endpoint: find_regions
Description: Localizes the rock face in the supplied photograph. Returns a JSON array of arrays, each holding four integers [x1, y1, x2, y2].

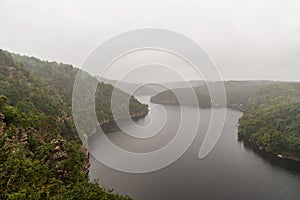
[[46, 139, 91, 176], [0, 115, 28, 148], [49, 139, 68, 164], [47, 139, 68, 178], [0, 112, 91, 175], [81, 146, 90, 174], [0, 114, 5, 137], [17, 128, 28, 147]]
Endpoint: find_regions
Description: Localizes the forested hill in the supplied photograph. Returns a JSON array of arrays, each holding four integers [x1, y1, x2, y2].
[[150, 81, 300, 159], [0, 49, 148, 199], [150, 81, 274, 108], [0, 49, 148, 139]]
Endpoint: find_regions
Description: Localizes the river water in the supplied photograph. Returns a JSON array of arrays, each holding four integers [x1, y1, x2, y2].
[[89, 96, 300, 200]]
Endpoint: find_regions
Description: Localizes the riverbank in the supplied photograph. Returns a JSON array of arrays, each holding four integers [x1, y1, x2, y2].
[[99, 110, 149, 126], [238, 136, 300, 163]]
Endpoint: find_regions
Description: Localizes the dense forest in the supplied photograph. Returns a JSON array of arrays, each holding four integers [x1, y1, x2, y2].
[[0, 49, 148, 199], [151, 81, 300, 159]]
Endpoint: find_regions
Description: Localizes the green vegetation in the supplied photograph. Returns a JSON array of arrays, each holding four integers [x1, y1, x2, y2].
[[151, 81, 300, 159], [6, 50, 148, 132], [0, 49, 148, 199]]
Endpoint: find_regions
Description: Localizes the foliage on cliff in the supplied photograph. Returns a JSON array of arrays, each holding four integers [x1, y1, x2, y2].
[[0, 96, 132, 199], [0, 49, 145, 199]]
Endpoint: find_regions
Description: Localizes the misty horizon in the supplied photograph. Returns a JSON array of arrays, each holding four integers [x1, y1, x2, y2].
[[1, 48, 300, 83], [1, 0, 300, 81]]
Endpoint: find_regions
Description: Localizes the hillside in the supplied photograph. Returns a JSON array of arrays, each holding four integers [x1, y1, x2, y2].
[[150, 81, 300, 159], [1, 49, 148, 139], [0, 49, 149, 199]]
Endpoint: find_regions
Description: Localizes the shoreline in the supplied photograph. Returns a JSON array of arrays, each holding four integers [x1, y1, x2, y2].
[[82, 110, 148, 145], [99, 110, 149, 126], [239, 137, 300, 163]]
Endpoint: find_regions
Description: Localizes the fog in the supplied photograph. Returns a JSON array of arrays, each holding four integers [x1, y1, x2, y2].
[[0, 0, 300, 81]]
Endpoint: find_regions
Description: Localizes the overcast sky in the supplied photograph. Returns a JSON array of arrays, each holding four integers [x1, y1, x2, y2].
[[0, 0, 300, 81]]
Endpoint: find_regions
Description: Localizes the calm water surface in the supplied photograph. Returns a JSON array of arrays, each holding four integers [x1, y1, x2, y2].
[[89, 96, 300, 200]]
